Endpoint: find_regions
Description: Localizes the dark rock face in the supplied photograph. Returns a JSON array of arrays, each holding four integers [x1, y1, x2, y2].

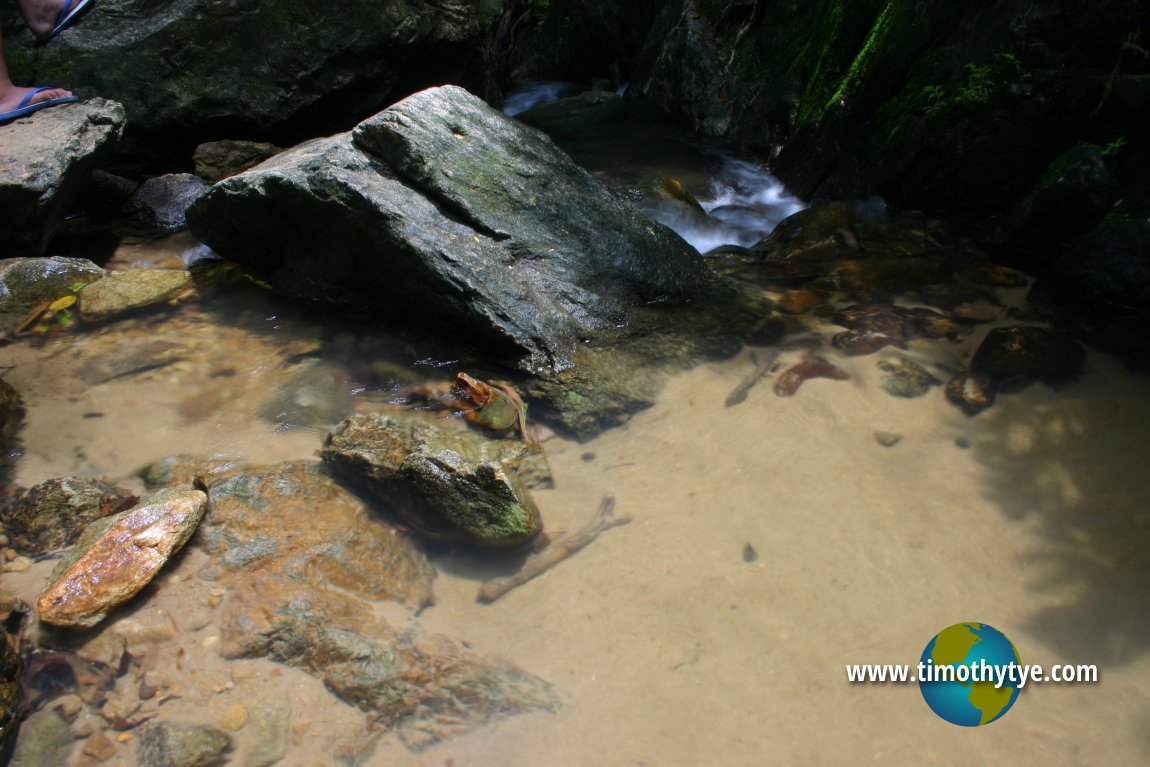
[[1, 0, 505, 163], [0, 99, 124, 255], [970, 326, 1085, 387], [188, 85, 717, 374], [122, 173, 209, 231], [624, 0, 1146, 217]]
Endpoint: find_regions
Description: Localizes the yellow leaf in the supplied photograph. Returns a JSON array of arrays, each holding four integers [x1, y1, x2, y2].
[[48, 295, 76, 312]]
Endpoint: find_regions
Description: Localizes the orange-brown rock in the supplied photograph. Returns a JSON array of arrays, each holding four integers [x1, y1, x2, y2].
[[37, 486, 207, 629]]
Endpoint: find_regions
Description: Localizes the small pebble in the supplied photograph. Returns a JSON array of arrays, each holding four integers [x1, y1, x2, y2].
[[742, 543, 758, 563], [83, 731, 118, 761], [874, 431, 903, 447], [3, 555, 31, 572], [955, 436, 972, 449], [218, 703, 248, 731], [581, 452, 596, 462]]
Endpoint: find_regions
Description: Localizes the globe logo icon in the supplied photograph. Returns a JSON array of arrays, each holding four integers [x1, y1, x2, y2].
[[919, 622, 1022, 726]]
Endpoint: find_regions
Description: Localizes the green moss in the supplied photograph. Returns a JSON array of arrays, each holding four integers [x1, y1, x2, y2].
[[921, 53, 1027, 121]]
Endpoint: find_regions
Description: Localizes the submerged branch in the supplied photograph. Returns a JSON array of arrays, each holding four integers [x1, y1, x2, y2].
[[477, 494, 630, 603]]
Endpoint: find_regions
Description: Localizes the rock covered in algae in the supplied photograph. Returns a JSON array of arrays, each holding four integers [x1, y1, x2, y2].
[[136, 722, 231, 767], [322, 413, 545, 547], [1, 476, 137, 555], [77, 268, 195, 322], [36, 485, 207, 629], [878, 359, 942, 398], [219, 578, 559, 752]]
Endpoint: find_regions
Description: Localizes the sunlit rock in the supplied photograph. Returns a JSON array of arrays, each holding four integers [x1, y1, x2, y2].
[[0, 99, 124, 256], [77, 269, 195, 323], [322, 413, 545, 548], [37, 486, 208, 629]]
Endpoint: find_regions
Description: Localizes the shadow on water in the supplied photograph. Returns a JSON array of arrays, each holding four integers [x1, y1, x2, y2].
[[963, 358, 1150, 669]]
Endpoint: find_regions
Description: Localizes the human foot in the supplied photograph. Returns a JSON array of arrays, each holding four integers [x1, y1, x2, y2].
[[0, 85, 76, 123], [20, 0, 92, 40]]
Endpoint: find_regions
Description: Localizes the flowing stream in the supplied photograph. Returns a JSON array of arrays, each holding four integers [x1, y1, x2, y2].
[[3, 88, 1149, 765]]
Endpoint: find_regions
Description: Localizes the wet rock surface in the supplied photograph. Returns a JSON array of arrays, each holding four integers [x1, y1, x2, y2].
[[122, 174, 209, 232], [0, 257, 105, 336], [0, 99, 125, 256], [0, 476, 137, 555], [190, 85, 719, 373], [322, 413, 546, 548], [78, 270, 196, 323], [37, 485, 208, 629], [192, 140, 282, 184]]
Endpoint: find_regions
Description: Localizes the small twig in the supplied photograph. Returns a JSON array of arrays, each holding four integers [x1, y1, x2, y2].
[[725, 349, 780, 407], [477, 494, 631, 603]]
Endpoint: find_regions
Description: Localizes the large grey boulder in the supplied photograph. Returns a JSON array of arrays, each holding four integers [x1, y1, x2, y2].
[[2, 0, 503, 161], [188, 85, 718, 374], [0, 99, 124, 255]]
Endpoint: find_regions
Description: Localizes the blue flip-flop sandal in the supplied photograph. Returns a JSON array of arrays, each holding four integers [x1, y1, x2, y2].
[[0, 87, 79, 124], [44, 0, 95, 43]]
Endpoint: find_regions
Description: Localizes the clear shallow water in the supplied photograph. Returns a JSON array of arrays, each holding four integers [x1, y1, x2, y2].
[[3, 108, 1150, 765]]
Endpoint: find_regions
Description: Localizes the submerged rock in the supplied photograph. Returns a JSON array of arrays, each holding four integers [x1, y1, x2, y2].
[[136, 722, 231, 767], [190, 460, 555, 751], [0, 257, 104, 336], [970, 326, 1084, 388], [219, 578, 558, 752], [37, 485, 208, 629], [7, 708, 73, 767], [196, 461, 435, 610], [945, 370, 996, 416], [1, 477, 137, 555], [878, 359, 942, 399], [77, 269, 195, 323], [255, 359, 354, 428], [322, 413, 545, 548], [0, 99, 125, 256]]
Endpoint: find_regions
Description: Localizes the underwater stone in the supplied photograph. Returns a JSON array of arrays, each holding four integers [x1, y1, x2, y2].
[[136, 722, 232, 767], [1, 476, 137, 555]]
